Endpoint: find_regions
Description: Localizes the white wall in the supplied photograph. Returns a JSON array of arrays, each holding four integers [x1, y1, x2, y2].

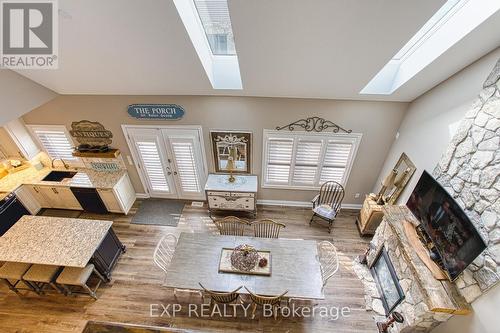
[[0, 70, 57, 125], [374, 47, 500, 204]]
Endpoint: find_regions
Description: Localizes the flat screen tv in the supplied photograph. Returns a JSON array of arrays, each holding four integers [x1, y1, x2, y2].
[[406, 171, 487, 281]]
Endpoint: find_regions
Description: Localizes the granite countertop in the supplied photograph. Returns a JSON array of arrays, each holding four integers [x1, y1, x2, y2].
[[0, 215, 112, 267], [0, 166, 126, 194]]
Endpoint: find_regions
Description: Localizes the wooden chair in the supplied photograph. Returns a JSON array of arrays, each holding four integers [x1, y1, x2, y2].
[[310, 181, 345, 233], [153, 234, 202, 300], [252, 219, 286, 238], [199, 283, 242, 307], [214, 216, 250, 236], [317, 241, 339, 289], [244, 287, 288, 319]]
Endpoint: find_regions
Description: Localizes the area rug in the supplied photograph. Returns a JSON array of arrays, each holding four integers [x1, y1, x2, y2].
[[131, 199, 185, 227]]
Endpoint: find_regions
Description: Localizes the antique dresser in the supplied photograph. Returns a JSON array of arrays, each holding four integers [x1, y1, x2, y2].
[[204, 173, 258, 217]]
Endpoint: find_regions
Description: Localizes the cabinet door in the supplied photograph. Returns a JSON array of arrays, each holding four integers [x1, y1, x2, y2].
[[15, 185, 41, 215], [54, 187, 82, 210], [114, 174, 136, 215], [37, 186, 58, 208], [97, 188, 121, 213], [4, 118, 40, 160], [29, 185, 50, 208]]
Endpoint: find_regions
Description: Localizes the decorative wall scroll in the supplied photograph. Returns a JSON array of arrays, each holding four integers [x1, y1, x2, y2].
[[70, 120, 113, 147], [127, 104, 184, 120], [276, 116, 352, 133], [210, 131, 252, 174]]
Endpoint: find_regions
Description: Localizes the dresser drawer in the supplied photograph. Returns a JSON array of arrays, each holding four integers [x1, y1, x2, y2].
[[207, 191, 231, 197], [208, 195, 255, 211], [230, 192, 254, 198]]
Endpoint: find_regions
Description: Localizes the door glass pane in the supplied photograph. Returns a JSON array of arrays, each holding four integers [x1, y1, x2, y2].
[[135, 140, 170, 192], [170, 140, 201, 193]]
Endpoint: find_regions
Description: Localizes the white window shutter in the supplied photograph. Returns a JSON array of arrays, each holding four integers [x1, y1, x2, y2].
[[170, 139, 201, 193], [265, 137, 294, 184], [292, 139, 323, 185], [29, 126, 76, 161], [135, 140, 170, 192], [320, 141, 352, 184]]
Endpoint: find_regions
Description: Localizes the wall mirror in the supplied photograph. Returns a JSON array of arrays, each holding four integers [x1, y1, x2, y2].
[[387, 152, 416, 204], [210, 131, 252, 174]]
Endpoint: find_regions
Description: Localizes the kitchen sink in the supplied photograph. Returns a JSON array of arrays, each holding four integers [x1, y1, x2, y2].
[[42, 171, 77, 182]]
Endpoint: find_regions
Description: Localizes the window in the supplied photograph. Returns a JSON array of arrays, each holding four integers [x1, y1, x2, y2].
[[172, 0, 242, 89], [360, 0, 500, 95], [262, 130, 361, 189], [193, 0, 236, 55], [27, 125, 79, 164]]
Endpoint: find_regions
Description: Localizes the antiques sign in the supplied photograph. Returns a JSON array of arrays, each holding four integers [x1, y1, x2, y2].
[[70, 120, 113, 146], [127, 104, 185, 120]]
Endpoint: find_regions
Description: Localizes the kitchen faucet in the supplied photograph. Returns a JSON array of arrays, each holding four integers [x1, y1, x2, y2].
[[51, 158, 70, 170]]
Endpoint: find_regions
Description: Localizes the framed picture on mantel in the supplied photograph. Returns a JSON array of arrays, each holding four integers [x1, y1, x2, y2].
[[210, 130, 252, 174]]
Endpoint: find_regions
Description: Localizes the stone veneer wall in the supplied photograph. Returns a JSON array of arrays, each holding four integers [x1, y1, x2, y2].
[[433, 58, 500, 303]]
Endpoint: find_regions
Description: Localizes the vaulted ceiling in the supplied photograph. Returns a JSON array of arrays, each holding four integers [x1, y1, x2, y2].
[[14, 0, 500, 101]]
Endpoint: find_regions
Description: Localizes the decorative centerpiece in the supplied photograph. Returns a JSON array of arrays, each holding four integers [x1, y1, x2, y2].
[[230, 244, 259, 271]]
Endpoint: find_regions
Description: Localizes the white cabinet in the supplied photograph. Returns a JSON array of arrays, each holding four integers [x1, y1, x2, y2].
[[15, 185, 42, 215], [97, 188, 122, 213], [55, 187, 82, 210], [97, 173, 136, 215], [4, 118, 40, 160], [30, 185, 52, 208], [34, 185, 82, 210]]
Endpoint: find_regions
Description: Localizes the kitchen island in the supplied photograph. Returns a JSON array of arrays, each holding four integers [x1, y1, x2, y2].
[[0, 216, 125, 281]]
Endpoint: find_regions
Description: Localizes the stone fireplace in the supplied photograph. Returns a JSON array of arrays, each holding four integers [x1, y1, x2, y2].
[[355, 205, 470, 332], [354, 58, 500, 332]]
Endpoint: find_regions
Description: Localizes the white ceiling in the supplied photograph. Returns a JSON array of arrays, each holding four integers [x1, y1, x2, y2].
[[14, 0, 500, 102]]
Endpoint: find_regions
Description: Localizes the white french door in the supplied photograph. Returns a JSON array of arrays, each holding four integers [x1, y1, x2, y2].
[[124, 126, 207, 200]]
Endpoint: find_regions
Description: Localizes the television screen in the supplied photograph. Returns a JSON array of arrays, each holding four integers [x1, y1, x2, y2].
[[406, 171, 486, 281]]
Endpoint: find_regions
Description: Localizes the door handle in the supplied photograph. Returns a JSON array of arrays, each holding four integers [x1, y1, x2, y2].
[[173, 171, 178, 175], [33, 187, 39, 193], [167, 172, 172, 176]]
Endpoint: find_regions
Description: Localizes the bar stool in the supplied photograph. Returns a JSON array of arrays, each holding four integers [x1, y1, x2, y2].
[[56, 264, 106, 299], [22, 264, 63, 294], [0, 262, 36, 294]]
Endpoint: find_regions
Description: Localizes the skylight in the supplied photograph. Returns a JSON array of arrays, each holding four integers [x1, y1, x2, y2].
[[360, 0, 500, 95], [173, 0, 242, 89], [193, 0, 236, 55]]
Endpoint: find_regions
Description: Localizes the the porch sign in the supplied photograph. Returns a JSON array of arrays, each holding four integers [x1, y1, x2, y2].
[[127, 104, 185, 120]]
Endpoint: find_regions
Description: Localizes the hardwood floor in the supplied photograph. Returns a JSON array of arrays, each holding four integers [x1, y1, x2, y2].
[[0, 201, 376, 333]]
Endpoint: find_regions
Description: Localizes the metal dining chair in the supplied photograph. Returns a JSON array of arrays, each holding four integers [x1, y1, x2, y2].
[[198, 283, 242, 308], [153, 233, 202, 300], [214, 216, 250, 236], [310, 181, 345, 233], [317, 241, 339, 289], [252, 219, 286, 238], [244, 287, 288, 319]]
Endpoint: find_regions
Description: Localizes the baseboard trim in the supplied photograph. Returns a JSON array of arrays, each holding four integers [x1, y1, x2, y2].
[[135, 195, 362, 210], [256, 199, 362, 210]]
